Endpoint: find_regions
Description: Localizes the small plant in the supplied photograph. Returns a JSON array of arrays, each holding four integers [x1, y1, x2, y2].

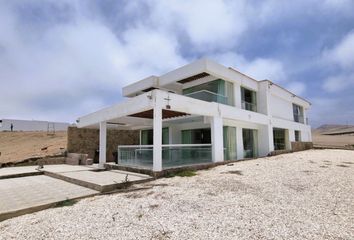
[[166, 170, 197, 178], [54, 199, 77, 208]]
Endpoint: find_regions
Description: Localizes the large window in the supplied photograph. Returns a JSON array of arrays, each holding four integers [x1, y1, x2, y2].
[[241, 87, 257, 112], [273, 128, 286, 150], [141, 128, 169, 145], [293, 104, 304, 123], [183, 79, 234, 106], [295, 130, 301, 142], [223, 126, 237, 160], [243, 128, 258, 158], [181, 128, 211, 144]]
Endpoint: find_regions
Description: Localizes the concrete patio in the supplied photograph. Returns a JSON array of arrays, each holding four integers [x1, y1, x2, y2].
[[0, 164, 153, 221]]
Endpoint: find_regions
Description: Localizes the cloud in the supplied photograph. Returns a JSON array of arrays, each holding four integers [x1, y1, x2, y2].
[[286, 82, 306, 96], [324, 31, 354, 69], [147, 0, 249, 51]]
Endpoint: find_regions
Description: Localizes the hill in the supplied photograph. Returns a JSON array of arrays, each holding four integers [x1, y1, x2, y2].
[[0, 131, 67, 164]]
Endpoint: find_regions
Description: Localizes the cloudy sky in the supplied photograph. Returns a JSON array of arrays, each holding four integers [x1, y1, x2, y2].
[[1, 0, 354, 127]]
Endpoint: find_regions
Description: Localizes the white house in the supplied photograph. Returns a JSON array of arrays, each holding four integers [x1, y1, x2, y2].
[[77, 58, 311, 172]]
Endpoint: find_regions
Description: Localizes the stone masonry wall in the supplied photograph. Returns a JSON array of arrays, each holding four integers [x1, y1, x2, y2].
[[67, 126, 139, 162]]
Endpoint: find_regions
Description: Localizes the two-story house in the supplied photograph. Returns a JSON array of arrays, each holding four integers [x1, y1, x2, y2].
[[77, 58, 311, 172]]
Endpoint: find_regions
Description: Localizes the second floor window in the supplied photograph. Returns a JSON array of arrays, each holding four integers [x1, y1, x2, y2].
[[183, 79, 234, 106], [241, 87, 257, 112], [293, 104, 304, 123]]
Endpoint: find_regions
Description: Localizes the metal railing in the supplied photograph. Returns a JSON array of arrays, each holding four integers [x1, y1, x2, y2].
[[118, 144, 212, 169], [184, 90, 228, 105], [241, 101, 257, 112]]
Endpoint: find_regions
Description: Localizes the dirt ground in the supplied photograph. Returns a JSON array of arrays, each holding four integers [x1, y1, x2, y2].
[[312, 132, 354, 147], [0, 149, 353, 240], [0, 131, 67, 164]]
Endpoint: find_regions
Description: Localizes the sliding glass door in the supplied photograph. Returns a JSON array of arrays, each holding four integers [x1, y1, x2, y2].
[[243, 128, 258, 158]]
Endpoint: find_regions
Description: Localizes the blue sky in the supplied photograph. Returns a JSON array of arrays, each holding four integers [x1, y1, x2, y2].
[[0, 0, 354, 127]]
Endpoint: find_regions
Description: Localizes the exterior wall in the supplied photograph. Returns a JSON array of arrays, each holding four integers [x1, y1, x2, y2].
[[0, 119, 70, 132], [67, 126, 139, 162], [269, 94, 294, 121]]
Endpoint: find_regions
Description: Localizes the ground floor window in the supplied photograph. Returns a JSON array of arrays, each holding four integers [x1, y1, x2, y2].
[[141, 127, 169, 145], [243, 128, 257, 158], [295, 130, 301, 142], [223, 126, 237, 160], [181, 128, 211, 144], [273, 128, 286, 150]]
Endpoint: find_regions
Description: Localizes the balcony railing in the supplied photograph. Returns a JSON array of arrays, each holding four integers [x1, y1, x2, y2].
[[118, 144, 212, 169], [241, 101, 257, 112], [184, 90, 228, 105], [293, 114, 305, 124]]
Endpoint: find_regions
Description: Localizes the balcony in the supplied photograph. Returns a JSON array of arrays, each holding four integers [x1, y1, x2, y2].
[[184, 90, 228, 105], [117, 144, 212, 169], [293, 114, 305, 124], [242, 101, 257, 112]]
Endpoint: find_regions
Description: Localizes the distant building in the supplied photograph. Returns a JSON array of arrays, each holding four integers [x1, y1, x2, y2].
[[0, 119, 70, 131]]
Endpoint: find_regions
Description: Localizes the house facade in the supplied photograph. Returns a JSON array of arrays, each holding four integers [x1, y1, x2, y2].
[[77, 59, 311, 172]]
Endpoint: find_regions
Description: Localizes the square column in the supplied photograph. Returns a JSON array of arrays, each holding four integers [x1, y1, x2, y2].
[[234, 83, 242, 108], [287, 129, 295, 150], [153, 107, 162, 171], [258, 124, 274, 156], [211, 116, 224, 162], [236, 127, 244, 160], [99, 121, 107, 169]]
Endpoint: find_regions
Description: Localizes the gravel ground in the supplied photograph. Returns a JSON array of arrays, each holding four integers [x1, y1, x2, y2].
[[0, 149, 353, 240]]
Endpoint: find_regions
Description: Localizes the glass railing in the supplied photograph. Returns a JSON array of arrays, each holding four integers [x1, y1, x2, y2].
[[184, 90, 228, 105], [162, 144, 212, 168], [293, 114, 305, 124], [242, 101, 257, 112], [118, 145, 153, 169], [117, 144, 212, 169]]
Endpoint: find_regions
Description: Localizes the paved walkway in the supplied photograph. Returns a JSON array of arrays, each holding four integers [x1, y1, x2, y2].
[[0, 164, 153, 221], [0, 175, 98, 221], [0, 166, 41, 179]]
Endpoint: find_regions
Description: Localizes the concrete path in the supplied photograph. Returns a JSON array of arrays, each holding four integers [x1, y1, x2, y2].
[[0, 166, 41, 179], [0, 164, 153, 221], [0, 175, 98, 221]]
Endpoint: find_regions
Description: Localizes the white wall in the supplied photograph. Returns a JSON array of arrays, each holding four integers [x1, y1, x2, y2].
[[269, 94, 294, 121], [0, 119, 70, 131]]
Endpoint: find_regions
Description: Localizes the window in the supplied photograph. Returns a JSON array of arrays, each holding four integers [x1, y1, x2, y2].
[[223, 126, 237, 160], [293, 104, 304, 123], [273, 128, 286, 150], [241, 87, 257, 112], [181, 128, 211, 144], [141, 128, 169, 145], [243, 128, 258, 158], [295, 130, 301, 142], [183, 79, 234, 106]]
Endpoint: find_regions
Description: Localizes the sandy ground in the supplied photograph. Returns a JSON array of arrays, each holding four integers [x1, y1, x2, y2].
[[0, 131, 67, 163], [0, 149, 353, 240], [312, 132, 354, 147]]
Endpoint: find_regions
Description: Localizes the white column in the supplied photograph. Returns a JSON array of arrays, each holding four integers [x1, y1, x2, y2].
[[234, 83, 242, 108], [287, 129, 295, 150], [258, 124, 274, 156], [236, 127, 244, 160], [211, 116, 224, 162], [153, 106, 162, 171], [99, 121, 107, 169]]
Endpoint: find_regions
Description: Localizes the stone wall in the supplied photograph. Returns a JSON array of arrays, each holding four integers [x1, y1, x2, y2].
[[291, 141, 313, 152], [67, 126, 139, 163]]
